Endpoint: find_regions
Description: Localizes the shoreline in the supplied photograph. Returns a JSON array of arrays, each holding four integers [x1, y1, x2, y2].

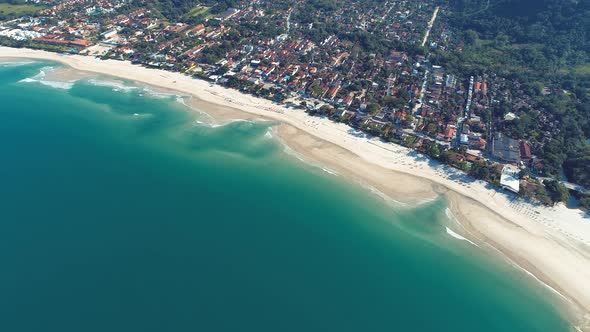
[[276, 122, 590, 329], [2, 47, 590, 330]]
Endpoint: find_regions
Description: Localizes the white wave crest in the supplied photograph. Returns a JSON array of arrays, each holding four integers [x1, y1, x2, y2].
[[142, 88, 179, 99], [444, 207, 571, 304], [444, 207, 455, 222], [19, 67, 47, 82], [176, 96, 187, 105], [445, 227, 480, 247], [86, 78, 138, 92], [0, 60, 36, 67], [197, 119, 258, 129], [18, 67, 74, 90], [38, 80, 74, 90], [365, 185, 406, 207], [321, 167, 338, 175], [282, 145, 307, 163]]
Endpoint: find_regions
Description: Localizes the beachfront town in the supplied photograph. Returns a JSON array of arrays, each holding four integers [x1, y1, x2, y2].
[[0, 0, 584, 207]]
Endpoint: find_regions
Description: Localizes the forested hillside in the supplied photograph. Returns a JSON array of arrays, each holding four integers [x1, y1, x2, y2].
[[444, 0, 589, 81], [435, 0, 590, 186]]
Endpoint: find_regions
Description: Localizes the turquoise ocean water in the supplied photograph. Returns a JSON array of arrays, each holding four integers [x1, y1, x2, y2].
[[0, 60, 572, 331]]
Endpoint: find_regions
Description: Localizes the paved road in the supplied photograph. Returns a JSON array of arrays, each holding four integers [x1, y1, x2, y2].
[[421, 6, 440, 47]]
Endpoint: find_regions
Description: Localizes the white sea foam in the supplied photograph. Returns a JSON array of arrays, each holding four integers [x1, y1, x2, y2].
[[86, 78, 183, 99], [192, 120, 229, 128], [0, 60, 36, 67], [37, 80, 74, 90], [279, 135, 408, 208], [175, 96, 187, 105], [86, 78, 138, 92], [207, 119, 259, 129], [445, 227, 480, 247], [444, 208, 479, 247], [515, 263, 569, 301], [365, 185, 406, 207], [444, 207, 456, 222], [142, 88, 177, 99], [416, 196, 438, 206], [229, 119, 256, 125], [321, 167, 338, 175], [485, 243, 571, 302], [19, 67, 47, 81], [282, 144, 307, 163], [444, 208, 570, 303], [18, 67, 74, 90]]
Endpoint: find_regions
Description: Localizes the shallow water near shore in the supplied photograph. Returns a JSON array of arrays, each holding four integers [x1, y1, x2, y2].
[[0, 61, 573, 331]]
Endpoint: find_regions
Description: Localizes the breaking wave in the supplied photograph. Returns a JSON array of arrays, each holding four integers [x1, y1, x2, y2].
[[445, 227, 479, 247], [0, 60, 36, 67], [85, 78, 138, 92], [18, 67, 75, 90], [84, 78, 184, 101]]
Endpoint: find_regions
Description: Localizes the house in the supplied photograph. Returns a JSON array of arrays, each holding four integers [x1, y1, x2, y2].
[[519, 141, 532, 161], [326, 85, 340, 100], [33, 36, 93, 49], [465, 151, 485, 163], [165, 23, 187, 33], [183, 44, 207, 58], [460, 134, 469, 145], [186, 24, 205, 37], [101, 29, 117, 39], [444, 127, 456, 141], [343, 93, 354, 107], [69, 39, 93, 48], [474, 81, 482, 91], [388, 51, 407, 65], [449, 153, 466, 163], [468, 136, 487, 150], [504, 112, 518, 121]]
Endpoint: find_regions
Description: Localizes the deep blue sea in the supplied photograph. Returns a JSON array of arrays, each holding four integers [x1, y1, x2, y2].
[[0, 60, 571, 332]]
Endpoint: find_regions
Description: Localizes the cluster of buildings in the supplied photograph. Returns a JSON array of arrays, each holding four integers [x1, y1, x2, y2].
[[0, 0, 566, 199]]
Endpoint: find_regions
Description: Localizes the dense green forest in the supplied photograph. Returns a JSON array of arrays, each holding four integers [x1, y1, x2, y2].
[[442, 0, 589, 81], [436, 0, 590, 186]]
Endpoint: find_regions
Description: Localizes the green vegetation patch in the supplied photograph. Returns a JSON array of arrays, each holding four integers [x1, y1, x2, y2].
[[186, 5, 210, 17], [572, 64, 590, 77], [0, 3, 43, 18]]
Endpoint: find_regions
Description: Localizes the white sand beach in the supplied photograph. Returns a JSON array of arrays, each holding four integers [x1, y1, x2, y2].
[[2, 46, 590, 330]]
